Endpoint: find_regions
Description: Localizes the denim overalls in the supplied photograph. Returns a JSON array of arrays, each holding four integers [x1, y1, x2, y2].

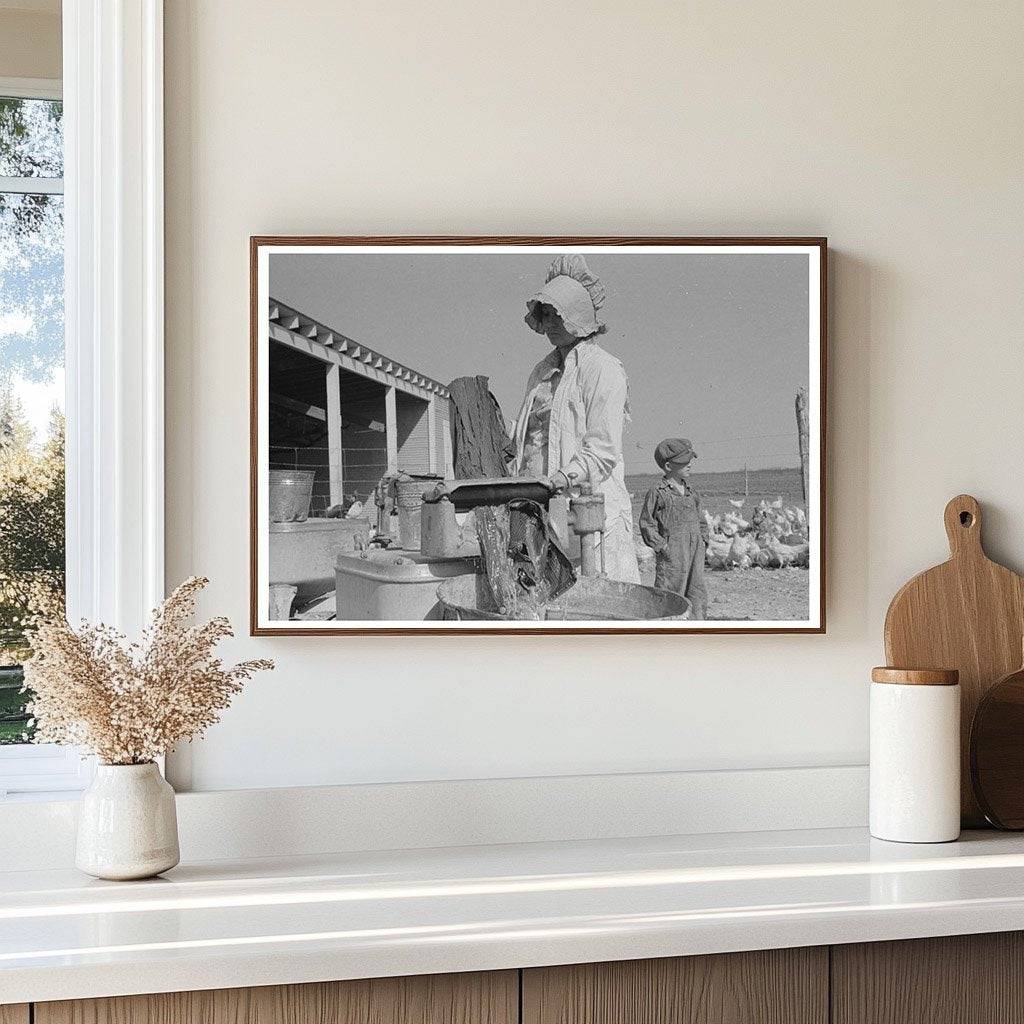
[[638, 478, 708, 619]]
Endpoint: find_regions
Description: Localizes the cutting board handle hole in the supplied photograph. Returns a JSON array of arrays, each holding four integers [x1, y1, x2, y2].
[[944, 495, 983, 557]]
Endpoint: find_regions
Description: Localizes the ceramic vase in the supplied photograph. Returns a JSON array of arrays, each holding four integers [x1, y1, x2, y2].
[[76, 762, 180, 880]]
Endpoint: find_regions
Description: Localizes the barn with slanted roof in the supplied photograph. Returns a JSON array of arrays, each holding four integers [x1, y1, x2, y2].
[[268, 299, 453, 514]]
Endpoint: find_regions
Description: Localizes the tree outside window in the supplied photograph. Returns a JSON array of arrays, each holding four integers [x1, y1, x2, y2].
[[0, 95, 65, 744]]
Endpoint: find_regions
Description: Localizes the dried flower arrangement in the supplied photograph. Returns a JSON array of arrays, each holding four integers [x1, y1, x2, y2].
[[22, 576, 273, 765]]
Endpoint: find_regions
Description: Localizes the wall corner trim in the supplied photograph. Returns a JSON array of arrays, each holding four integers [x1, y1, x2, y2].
[[63, 0, 165, 636]]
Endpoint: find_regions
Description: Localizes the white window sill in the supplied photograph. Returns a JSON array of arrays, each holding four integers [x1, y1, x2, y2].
[[0, 744, 94, 799]]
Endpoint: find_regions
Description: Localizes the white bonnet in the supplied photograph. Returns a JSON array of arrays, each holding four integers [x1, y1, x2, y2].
[[524, 255, 607, 339]]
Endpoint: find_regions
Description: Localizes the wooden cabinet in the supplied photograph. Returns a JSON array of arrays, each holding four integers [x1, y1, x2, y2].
[[832, 932, 1024, 1024], [34, 971, 517, 1024], [22, 932, 1024, 1024], [522, 948, 828, 1024]]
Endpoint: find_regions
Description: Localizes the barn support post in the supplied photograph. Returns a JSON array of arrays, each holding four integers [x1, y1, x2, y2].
[[427, 394, 438, 474], [442, 414, 453, 477], [325, 364, 344, 506], [385, 385, 398, 473]]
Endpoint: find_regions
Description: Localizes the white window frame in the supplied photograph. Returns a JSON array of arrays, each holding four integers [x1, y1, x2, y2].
[[0, 0, 165, 798], [0, 78, 64, 198], [0, 77, 61, 101]]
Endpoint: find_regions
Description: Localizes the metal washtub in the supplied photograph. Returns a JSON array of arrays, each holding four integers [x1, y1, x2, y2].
[[436, 574, 691, 622]]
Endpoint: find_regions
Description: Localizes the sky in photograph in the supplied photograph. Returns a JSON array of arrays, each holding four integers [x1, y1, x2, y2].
[[270, 251, 811, 475]]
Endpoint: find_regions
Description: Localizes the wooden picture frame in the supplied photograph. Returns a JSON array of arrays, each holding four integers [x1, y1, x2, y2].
[[251, 237, 827, 635]]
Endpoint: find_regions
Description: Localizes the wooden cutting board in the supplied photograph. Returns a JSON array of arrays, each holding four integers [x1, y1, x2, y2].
[[884, 494, 1024, 826]]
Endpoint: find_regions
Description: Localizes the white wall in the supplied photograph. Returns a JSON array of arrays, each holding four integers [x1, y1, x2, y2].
[[164, 1, 1024, 792], [0, 6, 61, 80]]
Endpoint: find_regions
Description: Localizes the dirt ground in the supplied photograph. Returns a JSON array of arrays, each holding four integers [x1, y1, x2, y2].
[[704, 566, 809, 621], [637, 557, 809, 621]]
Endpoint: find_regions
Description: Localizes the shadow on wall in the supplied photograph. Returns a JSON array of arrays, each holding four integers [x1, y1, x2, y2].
[[827, 250, 874, 636]]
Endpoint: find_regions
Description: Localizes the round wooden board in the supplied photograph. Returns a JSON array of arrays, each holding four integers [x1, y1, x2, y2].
[[970, 664, 1024, 829], [884, 495, 1024, 827]]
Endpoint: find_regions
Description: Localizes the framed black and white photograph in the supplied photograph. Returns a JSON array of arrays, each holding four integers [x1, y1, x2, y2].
[[250, 237, 826, 635]]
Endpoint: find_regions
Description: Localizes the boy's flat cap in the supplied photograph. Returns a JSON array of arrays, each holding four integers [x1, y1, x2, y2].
[[655, 438, 697, 468]]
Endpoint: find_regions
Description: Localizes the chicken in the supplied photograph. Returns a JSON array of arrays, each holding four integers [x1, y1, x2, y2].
[[727, 534, 760, 567], [703, 498, 808, 570], [764, 537, 810, 568]]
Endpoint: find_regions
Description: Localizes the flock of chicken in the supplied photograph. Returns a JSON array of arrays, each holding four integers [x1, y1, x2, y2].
[[702, 498, 810, 569]]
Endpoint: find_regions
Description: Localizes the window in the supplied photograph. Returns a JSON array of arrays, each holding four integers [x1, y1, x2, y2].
[[0, 5, 166, 798], [0, 81, 85, 797]]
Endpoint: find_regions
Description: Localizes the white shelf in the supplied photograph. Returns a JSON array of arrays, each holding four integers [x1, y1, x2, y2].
[[4, 827, 1024, 1004]]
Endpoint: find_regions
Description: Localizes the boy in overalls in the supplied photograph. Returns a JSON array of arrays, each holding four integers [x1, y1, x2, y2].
[[638, 438, 709, 619]]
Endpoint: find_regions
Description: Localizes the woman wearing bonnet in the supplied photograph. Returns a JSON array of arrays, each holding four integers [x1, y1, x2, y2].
[[512, 255, 641, 584]]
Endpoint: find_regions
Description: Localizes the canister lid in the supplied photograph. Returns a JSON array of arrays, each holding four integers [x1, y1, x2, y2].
[[871, 667, 959, 686]]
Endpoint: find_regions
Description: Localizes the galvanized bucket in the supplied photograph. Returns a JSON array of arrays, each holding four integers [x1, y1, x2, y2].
[[269, 469, 315, 523]]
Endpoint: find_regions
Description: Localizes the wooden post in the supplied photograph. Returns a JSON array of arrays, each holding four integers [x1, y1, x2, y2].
[[385, 385, 398, 474], [325, 364, 344, 506], [447, 375, 513, 479], [427, 394, 438, 474], [795, 387, 809, 504]]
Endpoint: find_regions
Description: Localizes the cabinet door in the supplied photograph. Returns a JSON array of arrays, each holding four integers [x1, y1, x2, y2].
[[522, 948, 828, 1024], [832, 932, 1024, 1024], [0, 1006, 29, 1024], [35, 970, 517, 1024]]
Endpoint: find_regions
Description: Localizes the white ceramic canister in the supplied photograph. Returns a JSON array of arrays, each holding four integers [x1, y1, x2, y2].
[[76, 762, 180, 880], [870, 667, 961, 843]]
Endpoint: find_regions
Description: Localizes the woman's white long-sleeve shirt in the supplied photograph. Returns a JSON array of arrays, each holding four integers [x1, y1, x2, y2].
[[512, 340, 640, 583]]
